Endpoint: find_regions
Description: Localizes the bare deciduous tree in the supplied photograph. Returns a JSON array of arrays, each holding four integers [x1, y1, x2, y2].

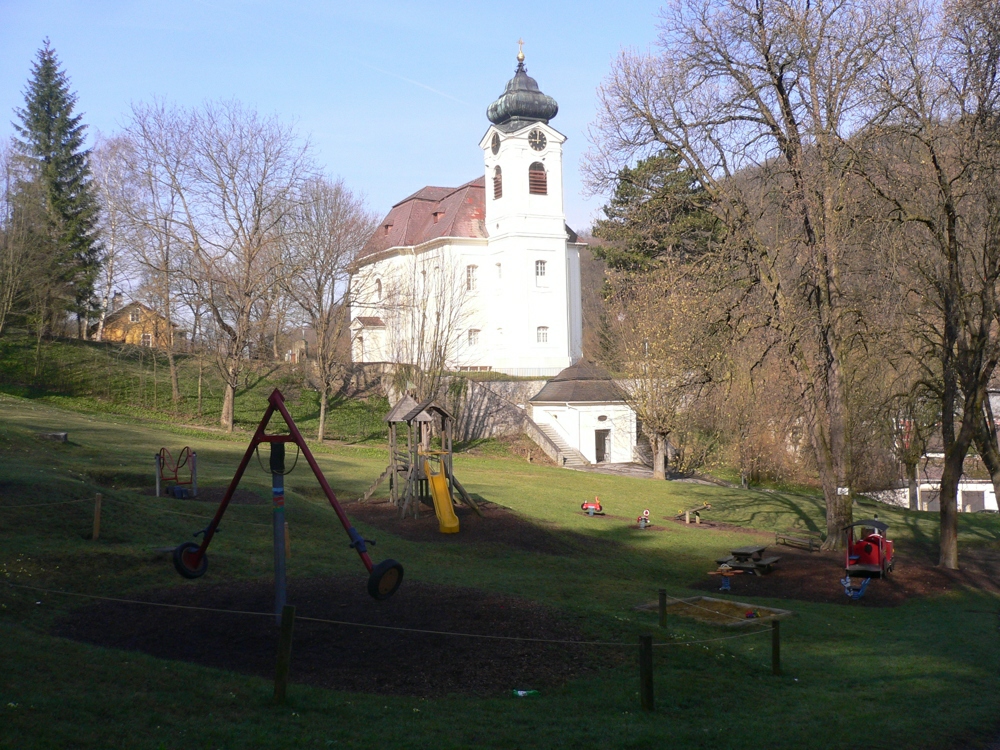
[[588, 0, 897, 547], [283, 176, 377, 440], [122, 100, 312, 430]]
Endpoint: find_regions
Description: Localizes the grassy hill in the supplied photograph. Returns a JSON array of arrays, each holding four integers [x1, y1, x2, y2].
[[0, 332, 390, 441], [2, 393, 1000, 748]]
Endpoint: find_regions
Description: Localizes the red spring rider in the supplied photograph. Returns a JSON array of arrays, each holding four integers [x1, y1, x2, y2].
[[172, 389, 403, 600], [581, 496, 603, 516]]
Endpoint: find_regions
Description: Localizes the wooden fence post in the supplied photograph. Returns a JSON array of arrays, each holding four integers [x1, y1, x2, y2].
[[772, 620, 781, 676], [639, 635, 654, 711], [274, 604, 296, 703], [658, 589, 667, 628], [92, 493, 102, 541]]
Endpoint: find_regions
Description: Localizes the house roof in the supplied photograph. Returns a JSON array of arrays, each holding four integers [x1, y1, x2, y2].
[[354, 317, 386, 328], [90, 301, 177, 333], [356, 177, 488, 264], [529, 361, 623, 403], [355, 176, 584, 265]]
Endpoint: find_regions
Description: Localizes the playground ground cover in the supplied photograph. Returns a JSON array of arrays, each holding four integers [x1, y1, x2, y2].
[[2, 393, 1000, 748]]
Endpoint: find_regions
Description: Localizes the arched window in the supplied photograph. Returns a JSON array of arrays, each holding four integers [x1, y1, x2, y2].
[[528, 162, 547, 195], [537, 326, 549, 343], [357, 335, 364, 360], [466, 265, 478, 291], [375, 278, 382, 301], [535, 260, 547, 286], [493, 166, 503, 199]]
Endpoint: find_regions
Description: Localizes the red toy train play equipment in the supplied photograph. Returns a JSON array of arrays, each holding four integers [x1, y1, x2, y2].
[[172, 389, 403, 600], [844, 518, 894, 579]]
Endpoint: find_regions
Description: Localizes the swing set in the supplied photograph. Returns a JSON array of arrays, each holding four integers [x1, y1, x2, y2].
[[155, 446, 197, 498], [172, 389, 404, 600]]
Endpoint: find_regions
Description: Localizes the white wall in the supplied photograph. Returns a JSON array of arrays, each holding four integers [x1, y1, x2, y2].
[[869, 481, 998, 512], [531, 401, 636, 463]]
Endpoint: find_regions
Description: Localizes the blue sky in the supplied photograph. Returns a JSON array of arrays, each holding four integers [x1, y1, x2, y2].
[[0, 1, 662, 231]]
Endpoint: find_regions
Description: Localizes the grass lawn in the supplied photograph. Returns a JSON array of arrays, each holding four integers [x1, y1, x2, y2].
[[2, 393, 1000, 749]]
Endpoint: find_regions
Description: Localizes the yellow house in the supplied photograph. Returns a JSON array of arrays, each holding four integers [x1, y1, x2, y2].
[[95, 302, 177, 348]]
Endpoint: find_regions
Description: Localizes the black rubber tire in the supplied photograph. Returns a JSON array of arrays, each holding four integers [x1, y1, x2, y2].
[[367, 559, 404, 600], [173, 541, 208, 579]]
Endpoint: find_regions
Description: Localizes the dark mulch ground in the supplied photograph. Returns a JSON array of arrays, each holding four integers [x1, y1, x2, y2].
[[54, 577, 621, 697], [141, 486, 267, 505], [345, 499, 622, 556], [689, 545, 1000, 606]]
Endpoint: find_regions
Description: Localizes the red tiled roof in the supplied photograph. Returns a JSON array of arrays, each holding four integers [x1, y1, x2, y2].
[[357, 177, 488, 263], [354, 316, 386, 327]]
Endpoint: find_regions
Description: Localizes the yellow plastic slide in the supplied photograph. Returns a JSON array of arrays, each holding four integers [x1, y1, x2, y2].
[[424, 459, 459, 534]]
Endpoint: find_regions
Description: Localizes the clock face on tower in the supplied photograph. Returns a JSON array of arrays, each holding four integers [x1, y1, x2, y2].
[[491, 133, 500, 155], [528, 129, 547, 151]]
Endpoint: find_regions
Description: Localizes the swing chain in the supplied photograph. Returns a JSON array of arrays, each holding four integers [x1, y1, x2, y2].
[[254, 442, 300, 476]]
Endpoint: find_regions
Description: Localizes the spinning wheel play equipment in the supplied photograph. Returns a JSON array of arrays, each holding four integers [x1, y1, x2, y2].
[[155, 446, 197, 498], [172, 389, 404, 604]]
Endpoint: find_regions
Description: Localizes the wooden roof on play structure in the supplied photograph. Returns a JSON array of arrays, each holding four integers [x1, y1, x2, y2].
[[384, 395, 455, 424]]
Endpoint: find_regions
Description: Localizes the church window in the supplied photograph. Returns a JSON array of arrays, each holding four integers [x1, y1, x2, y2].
[[537, 326, 549, 343], [375, 278, 382, 301], [496, 262, 502, 279], [528, 162, 547, 195], [466, 265, 478, 291], [357, 335, 364, 360], [468, 329, 480, 346], [493, 166, 503, 199], [535, 260, 547, 284]]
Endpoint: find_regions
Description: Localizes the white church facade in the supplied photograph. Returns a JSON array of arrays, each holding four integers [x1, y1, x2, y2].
[[349, 51, 584, 377]]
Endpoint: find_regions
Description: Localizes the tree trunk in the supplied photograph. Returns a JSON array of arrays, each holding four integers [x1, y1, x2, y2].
[[221, 381, 235, 432], [652, 433, 666, 480], [939, 446, 963, 569], [318, 387, 328, 442], [974, 403, 1000, 506], [167, 351, 180, 404], [905, 461, 918, 511]]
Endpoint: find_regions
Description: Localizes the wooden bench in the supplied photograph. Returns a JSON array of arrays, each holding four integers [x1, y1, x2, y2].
[[775, 528, 823, 551]]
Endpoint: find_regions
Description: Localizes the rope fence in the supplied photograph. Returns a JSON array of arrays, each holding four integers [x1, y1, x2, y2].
[[2, 581, 772, 648]]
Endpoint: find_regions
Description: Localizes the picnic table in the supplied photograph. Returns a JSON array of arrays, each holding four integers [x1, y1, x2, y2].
[[716, 544, 781, 576]]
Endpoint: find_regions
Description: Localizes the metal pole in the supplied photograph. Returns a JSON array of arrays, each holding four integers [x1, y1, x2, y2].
[[274, 604, 296, 703], [772, 620, 781, 676], [155, 453, 161, 497], [191, 452, 198, 497], [271, 442, 287, 624], [639, 635, 654, 711]]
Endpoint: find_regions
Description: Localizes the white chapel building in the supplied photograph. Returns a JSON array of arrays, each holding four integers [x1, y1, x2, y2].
[[350, 51, 584, 377]]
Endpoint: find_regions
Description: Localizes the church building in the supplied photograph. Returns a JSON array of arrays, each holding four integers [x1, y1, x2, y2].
[[349, 50, 585, 377]]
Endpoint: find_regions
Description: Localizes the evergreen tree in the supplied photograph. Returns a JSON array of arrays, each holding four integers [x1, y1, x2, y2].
[[11, 39, 100, 335], [592, 152, 717, 271]]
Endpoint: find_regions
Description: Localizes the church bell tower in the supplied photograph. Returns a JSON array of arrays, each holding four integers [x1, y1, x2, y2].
[[478, 45, 582, 375]]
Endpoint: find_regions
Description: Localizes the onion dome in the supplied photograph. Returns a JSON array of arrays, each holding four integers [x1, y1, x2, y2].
[[486, 51, 558, 133]]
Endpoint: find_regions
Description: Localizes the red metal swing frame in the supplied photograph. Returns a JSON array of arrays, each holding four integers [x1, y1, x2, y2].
[[174, 389, 385, 583]]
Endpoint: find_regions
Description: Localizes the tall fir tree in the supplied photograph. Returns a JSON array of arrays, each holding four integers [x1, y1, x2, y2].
[[12, 39, 100, 335]]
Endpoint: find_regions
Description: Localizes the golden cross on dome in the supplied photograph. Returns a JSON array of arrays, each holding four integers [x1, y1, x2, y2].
[[517, 38, 525, 62]]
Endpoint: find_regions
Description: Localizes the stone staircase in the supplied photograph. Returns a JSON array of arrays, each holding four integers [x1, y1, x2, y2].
[[535, 424, 590, 468]]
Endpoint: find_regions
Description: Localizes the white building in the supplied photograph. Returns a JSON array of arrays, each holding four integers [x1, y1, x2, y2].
[[349, 50, 584, 377], [529, 361, 637, 466]]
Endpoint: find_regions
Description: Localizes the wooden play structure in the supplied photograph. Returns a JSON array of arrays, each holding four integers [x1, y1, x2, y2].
[[358, 395, 481, 527]]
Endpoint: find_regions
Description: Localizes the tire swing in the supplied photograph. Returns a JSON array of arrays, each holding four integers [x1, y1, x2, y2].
[[171, 388, 403, 601]]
